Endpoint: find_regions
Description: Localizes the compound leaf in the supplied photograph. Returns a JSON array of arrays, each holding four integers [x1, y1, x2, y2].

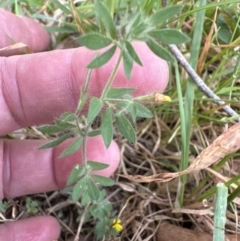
[[149, 5, 182, 26], [106, 88, 135, 98], [116, 115, 136, 143], [134, 102, 153, 118], [101, 108, 113, 148], [59, 137, 83, 158], [146, 38, 174, 62], [91, 174, 115, 186], [67, 164, 84, 186], [87, 161, 109, 170], [122, 48, 134, 80], [78, 33, 112, 50], [37, 125, 66, 134], [99, 2, 116, 39], [60, 112, 77, 122], [87, 178, 100, 200], [124, 40, 142, 65], [87, 45, 117, 68], [38, 131, 73, 149], [72, 177, 87, 201], [87, 97, 103, 123], [148, 29, 190, 44]]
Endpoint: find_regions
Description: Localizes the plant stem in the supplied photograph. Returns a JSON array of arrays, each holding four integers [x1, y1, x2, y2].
[[174, 59, 186, 208], [213, 183, 228, 241], [101, 52, 123, 99], [82, 124, 90, 167], [76, 67, 93, 115], [74, 202, 90, 241], [177, 0, 206, 207], [168, 44, 240, 122]]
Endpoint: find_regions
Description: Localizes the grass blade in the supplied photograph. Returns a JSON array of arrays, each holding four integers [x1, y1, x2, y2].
[[213, 183, 228, 241]]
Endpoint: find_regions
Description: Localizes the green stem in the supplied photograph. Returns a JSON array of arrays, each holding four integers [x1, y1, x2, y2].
[[100, 52, 122, 99], [176, 0, 207, 207], [213, 183, 228, 241], [82, 124, 91, 167], [76, 65, 94, 115]]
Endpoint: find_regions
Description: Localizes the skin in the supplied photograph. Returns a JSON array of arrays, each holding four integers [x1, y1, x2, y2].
[[0, 9, 169, 241]]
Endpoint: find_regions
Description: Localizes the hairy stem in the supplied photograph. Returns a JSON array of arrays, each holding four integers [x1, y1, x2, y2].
[[101, 52, 123, 99], [82, 125, 90, 167]]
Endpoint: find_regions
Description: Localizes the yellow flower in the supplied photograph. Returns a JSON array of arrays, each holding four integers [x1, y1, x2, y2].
[[112, 218, 123, 232], [153, 93, 171, 103]]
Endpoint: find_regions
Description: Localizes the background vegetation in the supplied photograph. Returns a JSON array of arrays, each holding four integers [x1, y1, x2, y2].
[[1, 0, 240, 240]]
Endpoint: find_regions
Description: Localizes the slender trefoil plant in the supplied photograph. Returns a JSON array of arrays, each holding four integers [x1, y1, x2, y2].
[[37, 1, 190, 239]]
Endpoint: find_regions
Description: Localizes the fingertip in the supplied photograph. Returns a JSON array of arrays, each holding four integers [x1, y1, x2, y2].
[[132, 42, 169, 94], [89, 137, 121, 177], [20, 16, 50, 52], [0, 216, 60, 241], [0, 10, 50, 55]]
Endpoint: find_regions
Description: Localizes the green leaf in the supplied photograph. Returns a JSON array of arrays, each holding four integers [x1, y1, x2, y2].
[[99, 2, 116, 39], [45, 24, 78, 34], [60, 112, 77, 122], [217, 87, 240, 95], [124, 41, 142, 65], [38, 132, 73, 149], [106, 88, 135, 98], [87, 97, 103, 123], [72, 177, 87, 201], [37, 125, 66, 134], [228, 185, 240, 204], [67, 164, 85, 186], [134, 102, 153, 118], [81, 193, 91, 206], [59, 137, 83, 158], [52, 0, 71, 14], [94, 0, 101, 27], [87, 130, 102, 137], [87, 129, 101, 137], [146, 38, 174, 62], [91, 174, 115, 186], [87, 45, 117, 68], [217, 14, 232, 44], [116, 115, 136, 143], [125, 10, 142, 35], [148, 29, 190, 44], [149, 5, 182, 26], [87, 178, 100, 200], [0, 0, 14, 8], [101, 108, 113, 148], [95, 220, 107, 239], [122, 49, 134, 80], [78, 33, 112, 50], [129, 103, 137, 122], [87, 161, 109, 170], [55, 119, 76, 129]]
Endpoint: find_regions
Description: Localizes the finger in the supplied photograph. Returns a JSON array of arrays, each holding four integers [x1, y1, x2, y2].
[[0, 216, 60, 241], [0, 136, 120, 199], [0, 42, 169, 135], [0, 10, 50, 56]]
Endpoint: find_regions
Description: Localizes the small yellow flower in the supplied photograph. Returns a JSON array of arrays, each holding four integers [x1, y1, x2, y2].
[[134, 93, 171, 103], [153, 93, 171, 103], [112, 218, 123, 232]]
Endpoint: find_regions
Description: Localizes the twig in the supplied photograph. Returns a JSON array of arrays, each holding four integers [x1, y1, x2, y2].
[[168, 44, 240, 122]]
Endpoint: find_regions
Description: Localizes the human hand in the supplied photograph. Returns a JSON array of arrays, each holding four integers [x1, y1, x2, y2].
[[0, 9, 169, 241]]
